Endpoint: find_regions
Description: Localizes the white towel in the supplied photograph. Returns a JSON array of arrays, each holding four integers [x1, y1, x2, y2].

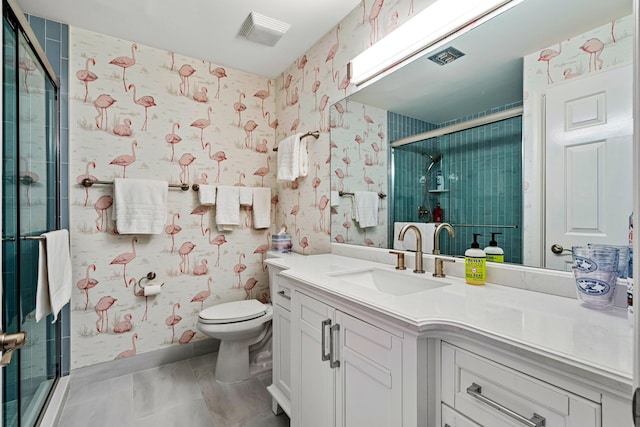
[[215, 186, 240, 231], [299, 136, 309, 178], [239, 187, 253, 206], [354, 191, 379, 228], [277, 133, 303, 182], [253, 188, 271, 229], [36, 230, 72, 323], [198, 185, 216, 206], [330, 191, 340, 207], [113, 178, 168, 234]]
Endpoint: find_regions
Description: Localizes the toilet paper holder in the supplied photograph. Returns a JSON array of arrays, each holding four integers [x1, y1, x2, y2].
[[138, 272, 165, 289]]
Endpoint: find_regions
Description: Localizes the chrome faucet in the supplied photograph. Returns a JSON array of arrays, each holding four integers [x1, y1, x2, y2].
[[398, 224, 425, 274], [433, 223, 455, 255]]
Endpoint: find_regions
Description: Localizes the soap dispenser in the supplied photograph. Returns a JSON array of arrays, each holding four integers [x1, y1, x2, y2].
[[484, 232, 504, 263], [465, 233, 486, 285]]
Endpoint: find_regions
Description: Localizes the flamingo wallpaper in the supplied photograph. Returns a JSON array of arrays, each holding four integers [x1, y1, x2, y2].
[[68, 0, 440, 368], [520, 14, 633, 265]]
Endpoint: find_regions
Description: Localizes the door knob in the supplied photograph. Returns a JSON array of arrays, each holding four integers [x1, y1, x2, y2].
[[551, 244, 572, 255], [0, 331, 26, 366]]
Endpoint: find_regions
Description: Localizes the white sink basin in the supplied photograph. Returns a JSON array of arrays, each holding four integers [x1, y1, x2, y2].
[[328, 268, 450, 296]]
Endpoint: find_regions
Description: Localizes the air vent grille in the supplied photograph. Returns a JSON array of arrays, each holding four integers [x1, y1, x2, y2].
[[239, 12, 291, 47], [428, 47, 465, 66]]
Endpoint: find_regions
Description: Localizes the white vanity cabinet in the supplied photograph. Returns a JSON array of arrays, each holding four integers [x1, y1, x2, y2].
[[291, 289, 405, 427]]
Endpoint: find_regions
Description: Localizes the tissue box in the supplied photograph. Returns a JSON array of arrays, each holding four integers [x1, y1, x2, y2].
[[272, 234, 292, 252]]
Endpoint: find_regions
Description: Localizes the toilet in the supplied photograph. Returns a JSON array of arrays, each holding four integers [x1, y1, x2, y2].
[[197, 299, 273, 383]]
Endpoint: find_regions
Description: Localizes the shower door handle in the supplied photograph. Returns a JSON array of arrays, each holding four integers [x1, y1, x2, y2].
[[0, 331, 26, 367]]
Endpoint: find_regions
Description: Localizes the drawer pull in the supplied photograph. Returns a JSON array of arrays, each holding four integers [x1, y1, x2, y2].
[[277, 290, 291, 300], [329, 324, 340, 369], [466, 383, 546, 427], [321, 319, 331, 361]]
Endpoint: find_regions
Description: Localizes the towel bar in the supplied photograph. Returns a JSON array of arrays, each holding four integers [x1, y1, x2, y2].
[[338, 191, 386, 199], [272, 130, 320, 151], [80, 178, 190, 191]]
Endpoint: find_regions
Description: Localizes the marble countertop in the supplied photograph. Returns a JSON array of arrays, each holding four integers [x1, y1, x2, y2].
[[266, 252, 633, 390]]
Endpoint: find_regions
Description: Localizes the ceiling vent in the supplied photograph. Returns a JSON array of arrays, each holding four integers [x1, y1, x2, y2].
[[239, 12, 291, 47], [428, 47, 465, 66]]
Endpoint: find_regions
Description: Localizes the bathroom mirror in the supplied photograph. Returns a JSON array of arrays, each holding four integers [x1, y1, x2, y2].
[[330, 0, 634, 270]]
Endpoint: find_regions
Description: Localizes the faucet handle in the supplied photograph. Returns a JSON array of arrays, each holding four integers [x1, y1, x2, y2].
[[389, 251, 406, 270], [433, 256, 455, 278]]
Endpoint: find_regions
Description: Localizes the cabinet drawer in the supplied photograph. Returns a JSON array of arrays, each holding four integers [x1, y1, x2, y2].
[[441, 404, 481, 427], [442, 342, 601, 427], [273, 276, 292, 310]]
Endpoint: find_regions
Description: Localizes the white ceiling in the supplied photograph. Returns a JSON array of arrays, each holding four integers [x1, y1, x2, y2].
[[17, 0, 361, 78], [350, 0, 632, 124]]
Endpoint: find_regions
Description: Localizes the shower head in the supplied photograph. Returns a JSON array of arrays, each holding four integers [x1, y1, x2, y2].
[[426, 153, 442, 173]]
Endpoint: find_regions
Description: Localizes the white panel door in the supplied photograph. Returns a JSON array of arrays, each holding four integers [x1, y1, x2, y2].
[[545, 64, 633, 270]]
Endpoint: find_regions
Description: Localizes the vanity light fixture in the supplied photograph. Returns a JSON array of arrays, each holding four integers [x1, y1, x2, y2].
[[347, 0, 522, 86], [239, 12, 291, 47]]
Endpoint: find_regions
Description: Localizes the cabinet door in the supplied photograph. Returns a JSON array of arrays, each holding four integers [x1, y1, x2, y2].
[[270, 303, 291, 414], [441, 404, 481, 427], [291, 291, 336, 427], [335, 311, 403, 427]]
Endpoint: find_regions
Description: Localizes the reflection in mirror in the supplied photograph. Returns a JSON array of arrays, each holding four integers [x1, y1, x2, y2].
[[330, 0, 633, 270]]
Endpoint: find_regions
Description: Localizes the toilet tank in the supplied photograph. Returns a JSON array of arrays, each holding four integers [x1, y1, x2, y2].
[[393, 222, 437, 253]]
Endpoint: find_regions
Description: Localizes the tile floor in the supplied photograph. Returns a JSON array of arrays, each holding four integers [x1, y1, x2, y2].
[[57, 354, 290, 427]]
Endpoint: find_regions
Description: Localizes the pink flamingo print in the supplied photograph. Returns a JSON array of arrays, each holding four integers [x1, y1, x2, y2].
[[334, 168, 345, 191], [193, 259, 209, 276], [369, 0, 385, 45], [326, 25, 341, 81], [205, 228, 227, 267], [290, 191, 301, 231], [169, 52, 175, 70], [538, 43, 562, 84], [298, 55, 308, 90], [193, 86, 208, 103], [343, 213, 352, 240], [76, 57, 97, 103], [290, 87, 299, 106], [319, 195, 329, 231], [166, 303, 182, 344], [18, 57, 35, 93], [192, 205, 212, 236], [291, 104, 301, 133], [334, 103, 344, 127], [234, 93, 247, 127], [244, 120, 258, 148], [115, 333, 138, 360], [580, 38, 605, 72], [255, 139, 268, 154], [233, 253, 247, 288], [362, 105, 374, 131], [253, 233, 270, 271], [95, 296, 117, 333], [110, 43, 137, 91], [408, 0, 414, 15], [235, 172, 246, 187], [342, 148, 351, 175], [130, 278, 149, 321], [204, 143, 226, 183], [372, 143, 381, 165], [165, 122, 182, 162], [336, 72, 350, 104], [114, 314, 133, 334], [77, 264, 98, 311], [77, 161, 97, 207], [195, 173, 209, 186], [165, 213, 181, 253], [611, 20, 617, 43], [179, 330, 196, 345], [178, 64, 196, 96], [94, 195, 113, 231], [244, 278, 258, 300], [191, 106, 212, 149], [253, 155, 271, 187], [335, 234, 345, 243], [265, 112, 279, 146], [284, 74, 293, 105], [111, 237, 137, 287], [254, 80, 271, 117], [296, 228, 309, 254], [179, 242, 196, 273], [363, 167, 374, 190], [312, 163, 321, 206], [319, 95, 330, 131], [209, 64, 227, 98], [191, 277, 212, 310], [110, 140, 137, 178], [365, 153, 374, 166], [128, 84, 156, 131], [178, 153, 196, 184], [94, 94, 116, 130], [114, 333, 138, 360], [113, 118, 133, 137], [312, 67, 321, 109]]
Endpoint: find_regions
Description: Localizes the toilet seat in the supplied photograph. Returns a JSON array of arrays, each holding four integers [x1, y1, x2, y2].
[[199, 299, 267, 325]]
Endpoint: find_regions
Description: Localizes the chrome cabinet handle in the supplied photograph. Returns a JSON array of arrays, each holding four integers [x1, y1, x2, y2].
[[321, 319, 331, 361], [466, 383, 545, 427], [277, 290, 291, 300], [329, 324, 340, 369]]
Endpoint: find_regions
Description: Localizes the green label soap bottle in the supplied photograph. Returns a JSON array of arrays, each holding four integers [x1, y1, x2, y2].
[[484, 232, 504, 263], [465, 233, 486, 285]]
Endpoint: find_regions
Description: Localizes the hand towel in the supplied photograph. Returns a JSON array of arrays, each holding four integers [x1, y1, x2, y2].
[[113, 178, 168, 234], [36, 230, 72, 323], [277, 133, 303, 182], [252, 187, 271, 229], [354, 191, 379, 228], [215, 185, 240, 231], [299, 136, 309, 178], [198, 185, 216, 206], [239, 187, 254, 206], [330, 191, 340, 207]]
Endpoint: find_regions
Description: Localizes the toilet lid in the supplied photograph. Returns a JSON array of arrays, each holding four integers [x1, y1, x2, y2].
[[199, 299, 266, 324]]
